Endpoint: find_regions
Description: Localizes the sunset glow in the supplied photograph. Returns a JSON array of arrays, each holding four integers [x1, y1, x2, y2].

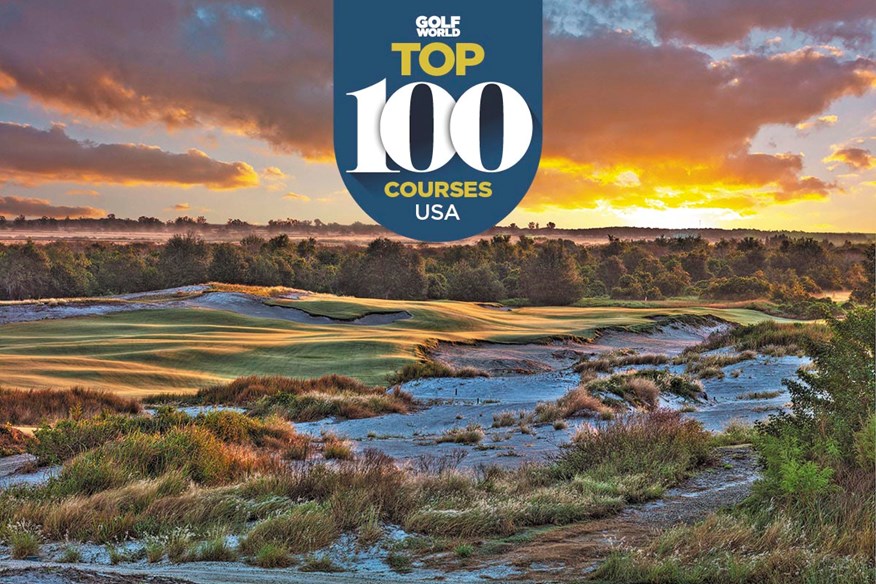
[[0, 1, 873, 232]]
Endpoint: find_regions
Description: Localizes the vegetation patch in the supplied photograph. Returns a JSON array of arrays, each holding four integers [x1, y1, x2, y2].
[[387, 358, 488, 384], [271, 298, 402, 321], [0, 387, 141, 425], [150, 374, 414, 423], [0, 425, 33, 456], [737, 390, 782, 400], [696, 320, 830, 356], [575, 350, 669, 373], [436, 424, 485, 445]]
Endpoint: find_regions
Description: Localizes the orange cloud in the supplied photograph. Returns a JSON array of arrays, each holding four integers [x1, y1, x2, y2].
[[263, 167, 288, 179], [825, 147, 875, 170], [523, 35, 872, 215], [65, 189, 100, 197], [283, 192, 311, 202], [172, 203, 191, 211], [0, 195, 105, 218], [0, 1, 333, 158], [0, 123, 258, 189]]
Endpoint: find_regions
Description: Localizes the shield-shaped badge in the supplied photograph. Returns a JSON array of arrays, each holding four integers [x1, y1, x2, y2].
[[334, 0, 543, 242]]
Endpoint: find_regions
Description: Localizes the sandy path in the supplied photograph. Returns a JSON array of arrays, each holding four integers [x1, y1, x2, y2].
[[480, 445, 757, 581]]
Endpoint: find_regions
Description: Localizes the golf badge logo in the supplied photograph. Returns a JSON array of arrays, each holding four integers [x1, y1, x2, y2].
[[334, 0, 543, 242]]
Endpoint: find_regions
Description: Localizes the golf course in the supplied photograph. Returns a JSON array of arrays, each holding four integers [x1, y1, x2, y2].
[[0, 286, 791, 395]]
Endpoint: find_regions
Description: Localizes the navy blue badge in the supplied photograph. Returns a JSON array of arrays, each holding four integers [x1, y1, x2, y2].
[[334, 0, 543, 242]]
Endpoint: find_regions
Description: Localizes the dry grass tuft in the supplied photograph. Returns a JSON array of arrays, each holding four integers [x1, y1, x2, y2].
[[0, 387, 141, 425]]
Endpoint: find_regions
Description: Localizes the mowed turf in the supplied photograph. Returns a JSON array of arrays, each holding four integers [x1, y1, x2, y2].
[[0, 293, 792, 396]]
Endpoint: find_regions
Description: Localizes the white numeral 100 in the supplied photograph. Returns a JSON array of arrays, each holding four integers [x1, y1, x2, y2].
[[347, 79, 533, 174]]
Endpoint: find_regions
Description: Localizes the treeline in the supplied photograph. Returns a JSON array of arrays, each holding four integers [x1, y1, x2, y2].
[[0, 214, 386, 235], [1, 234, 872, 314]]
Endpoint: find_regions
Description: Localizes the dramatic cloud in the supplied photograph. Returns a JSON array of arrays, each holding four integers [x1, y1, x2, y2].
[[523, 33, 875, 212], [0, 0, 333, 158], [0, 123, 259, 188], [650, 0, 876, 45], [0, 195, 105, 218], [825, 147, 876, 170], [0, 1, 872, 227], [543, 38, 874, 164]]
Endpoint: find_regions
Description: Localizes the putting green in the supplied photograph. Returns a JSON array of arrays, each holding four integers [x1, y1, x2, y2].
[[0, 292, 795, 396]]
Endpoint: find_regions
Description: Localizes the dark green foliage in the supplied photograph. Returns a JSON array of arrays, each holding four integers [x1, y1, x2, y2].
[[519, 240, 584, 305], [0, 233, 869, 308], [157, 234, 210, 287], [759, 308, 875, 474]]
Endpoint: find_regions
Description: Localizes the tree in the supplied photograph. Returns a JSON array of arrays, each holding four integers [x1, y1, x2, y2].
[[0, 241, 53, 299], [519, 241, 584, 305], [157, 234, 210, 287], [209, 244, 246, 283], [447, 263, 506, 301], [336, 238, 427, 299], [850, 245, 875, 305], [758, 307, 875, 501]]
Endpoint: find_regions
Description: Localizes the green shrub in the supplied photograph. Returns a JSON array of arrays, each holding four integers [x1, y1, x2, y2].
[[251, 543, 293, 568], [4, 521, 42, 559], [242, 503, 339, 555]]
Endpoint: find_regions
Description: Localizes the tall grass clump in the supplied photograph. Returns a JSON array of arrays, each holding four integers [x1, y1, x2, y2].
[[0, 387, 141, 425], [555, 410, 712, 489], [173, 375, 413, 422], [387, 359, 487, 384], [49, 426, 263, 496]]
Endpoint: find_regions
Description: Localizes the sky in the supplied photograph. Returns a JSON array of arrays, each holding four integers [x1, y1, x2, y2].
[[0, 0, 874, 232]]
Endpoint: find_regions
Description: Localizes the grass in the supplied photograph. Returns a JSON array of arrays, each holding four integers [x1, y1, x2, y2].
[[696, 320, 830, 356], [0, 386, 141, 425], [0, 410, 717, 571], [710, 420, 757, 446], [0, 288, 793, 394], [300, 555, 344, 572], [58, 545, 82, 563], [738, 390, 782, 400], [4, 521, 41, 559], [251, 543, 293, 568], [594, 510, 874, 584], [681, 350, 757, 379], [29, 407, 303, 464], [152, 374, 416, 422], [271, 298, 402, 321], [575, 351, 669, 373], [567, 370, 704, 412], [322, 433, 354, 460], [386, 551, 413, 573], [436, 424, 485, 445], [241, 503, 339, 555], [0, 424, 32, 456]]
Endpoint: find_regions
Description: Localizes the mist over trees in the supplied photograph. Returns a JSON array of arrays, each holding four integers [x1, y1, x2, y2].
[[0, 233, 872, 315]]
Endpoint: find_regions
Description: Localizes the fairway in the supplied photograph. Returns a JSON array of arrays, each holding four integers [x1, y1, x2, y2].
[[0, 293, 794, 396]]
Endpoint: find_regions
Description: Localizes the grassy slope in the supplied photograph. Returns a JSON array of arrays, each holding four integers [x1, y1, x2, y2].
[[0, 293, 790, 396]]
